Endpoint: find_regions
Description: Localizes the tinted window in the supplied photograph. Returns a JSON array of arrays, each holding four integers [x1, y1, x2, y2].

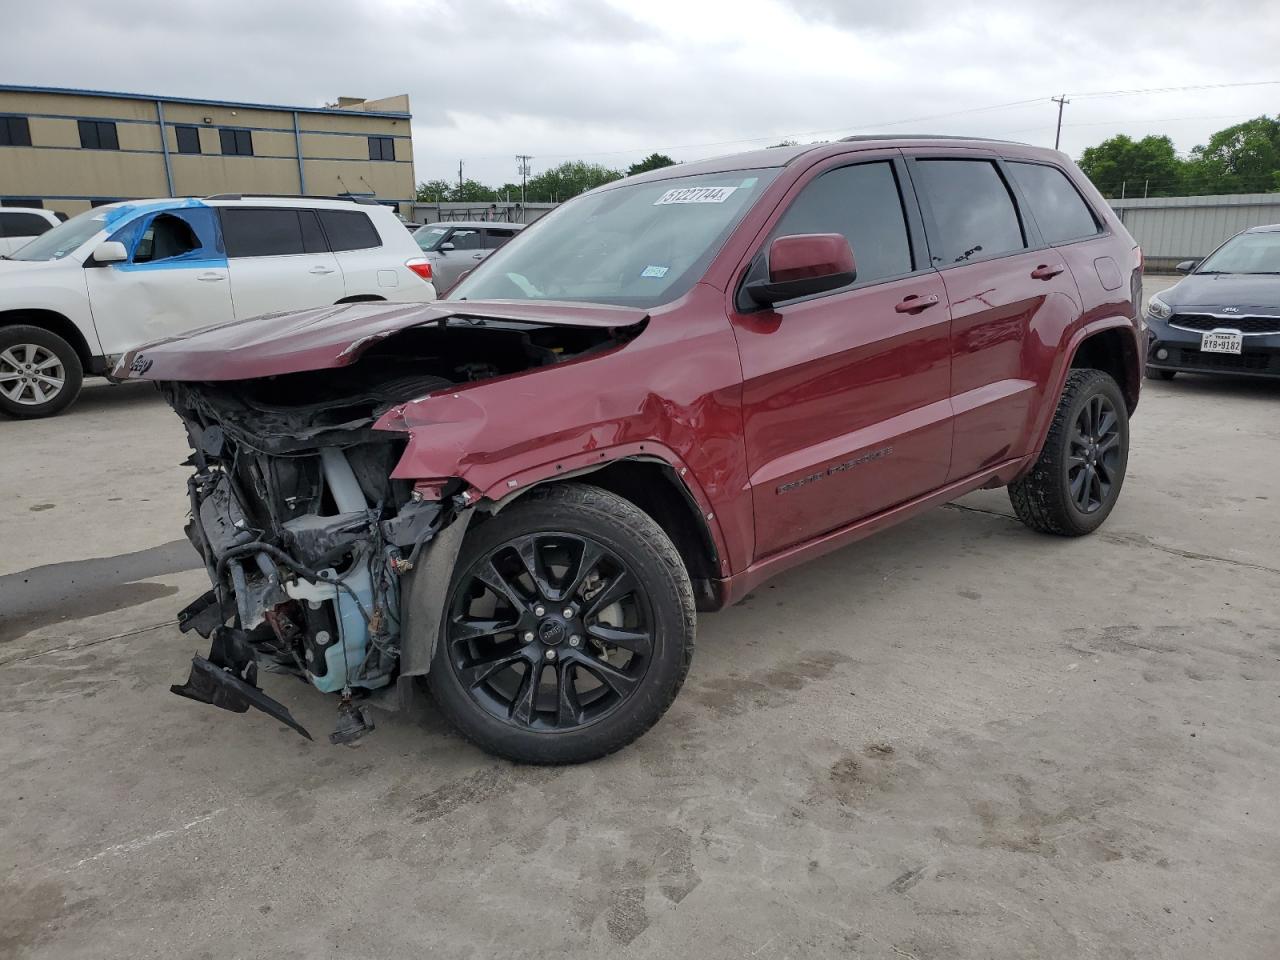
[[484, 228, 517, 250], [78, 120, 119, 151], [175, 125, 201, 155], [0, 116, 32, 147], [0, 212, 52, 238], [368, 136, 395, 161], [447, 228, 483, 251], [772, 161, 913, 286], [221, 208, 313, 257], [219, 128, 253, 156], [300, 210, 328, 253], [318, 210, 380, 251], [1009, 161, 1100, 244], [913, 159, 1024, 265]]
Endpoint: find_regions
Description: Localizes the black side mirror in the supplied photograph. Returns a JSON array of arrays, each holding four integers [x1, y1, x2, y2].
[[745, 233, 856, 307], [1175, 260, 1199, 274]]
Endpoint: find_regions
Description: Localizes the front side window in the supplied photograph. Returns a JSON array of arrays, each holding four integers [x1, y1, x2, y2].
[[78, 120, 119, 151], [912, 159, 1024, 265], [368, 136, 395, 161], [449, 168, 778, 308], [0, 212, 54, 239], [9, 207, 108, 261], [1008, 162, 1100, 244], [175, 125, 202, 155], [446, 229, 483, 251], [219, 128, 253, 156], [769, 161, 913, 289], [115, 208, 222, 265], [0, 116, 32, 147], [318, 210, 380, 251], [221, 208, 326, 257], [1197, 231, 1280, 275]]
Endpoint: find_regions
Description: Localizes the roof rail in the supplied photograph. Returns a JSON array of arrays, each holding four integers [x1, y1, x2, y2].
[[203, 193, 382, 205]]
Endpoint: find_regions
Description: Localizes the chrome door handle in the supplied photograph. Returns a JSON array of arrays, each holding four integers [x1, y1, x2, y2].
[[472, 253, 484, 260], [309, 266, 336, 275], [197, 272, 226, 282]]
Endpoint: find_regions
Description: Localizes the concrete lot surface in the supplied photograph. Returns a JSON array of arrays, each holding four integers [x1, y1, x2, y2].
[[3, 278, 1279, 959]]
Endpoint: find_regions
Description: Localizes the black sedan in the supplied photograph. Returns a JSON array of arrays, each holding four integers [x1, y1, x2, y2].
[[1145, 223, 1280, 379]]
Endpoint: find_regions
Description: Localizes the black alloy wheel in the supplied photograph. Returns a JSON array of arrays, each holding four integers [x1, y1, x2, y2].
[[446, 531, 654, 731], [425, 483, 695, 764], [1067, 393, 1122, 514]]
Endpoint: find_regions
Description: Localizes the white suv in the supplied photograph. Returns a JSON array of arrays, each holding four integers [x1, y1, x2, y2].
[[0, 208, 61, 257], [0, 196, 438, 418]]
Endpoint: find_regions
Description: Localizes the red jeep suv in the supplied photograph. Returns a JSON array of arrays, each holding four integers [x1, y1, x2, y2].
[[123, 136, 1142, 762]]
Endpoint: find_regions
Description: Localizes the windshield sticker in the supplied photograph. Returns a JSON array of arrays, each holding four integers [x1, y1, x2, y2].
[[640, 265, 670, 278], [654, 186, 738, 205], [740, 177, 758, 188]]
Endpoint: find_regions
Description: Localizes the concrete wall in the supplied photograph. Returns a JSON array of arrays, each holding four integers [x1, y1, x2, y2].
[[1109, 193, 1280, 271], [410, 201, 558, 226], [0, 86, 416, 218]]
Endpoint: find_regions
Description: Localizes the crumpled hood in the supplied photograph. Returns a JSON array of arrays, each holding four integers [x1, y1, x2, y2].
[[1160, 273, 1280, 314], [117, 299, 649, 382]]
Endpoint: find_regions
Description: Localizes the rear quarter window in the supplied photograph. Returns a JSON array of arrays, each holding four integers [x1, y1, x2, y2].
[[1008, 161, 1101, 244], [0, 212, 54, 238], [318, 210, 381, 252]]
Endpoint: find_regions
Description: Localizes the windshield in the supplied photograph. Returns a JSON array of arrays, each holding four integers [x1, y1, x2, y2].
[[414, 226, 450, 252], [447, 169, 778, 308], [9, 208, 109, 261], [1198, 231, 1280, 274]]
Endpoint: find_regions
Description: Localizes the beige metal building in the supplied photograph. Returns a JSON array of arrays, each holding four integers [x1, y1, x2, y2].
[[0, 85, 415, 218]]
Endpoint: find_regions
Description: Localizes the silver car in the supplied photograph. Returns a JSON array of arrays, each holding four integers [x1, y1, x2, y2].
[[411, 221, 524, 293]]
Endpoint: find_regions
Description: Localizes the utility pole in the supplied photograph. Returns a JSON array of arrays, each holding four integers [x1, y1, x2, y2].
[[1051, 95, 1069, 151], [516, 154, 532, 208], [457, 160, 464, 196]]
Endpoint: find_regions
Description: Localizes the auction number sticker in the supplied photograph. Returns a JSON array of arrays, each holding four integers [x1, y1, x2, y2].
[[654, 186, 738, 205]]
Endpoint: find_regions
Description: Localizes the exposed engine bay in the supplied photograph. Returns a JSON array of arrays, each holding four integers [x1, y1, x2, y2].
[[164, 315, 633, 743]]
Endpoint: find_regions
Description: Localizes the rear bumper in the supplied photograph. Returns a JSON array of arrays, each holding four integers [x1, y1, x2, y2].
[[1145, 318, 1280, 378]]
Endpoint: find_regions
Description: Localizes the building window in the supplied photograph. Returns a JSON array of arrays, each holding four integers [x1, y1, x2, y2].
[[0, 116, 32, 147], [175, 125, 202, 155], [219, 128, 253, 156], [78, 119, 120, 150], [368, 136, 395, 161]]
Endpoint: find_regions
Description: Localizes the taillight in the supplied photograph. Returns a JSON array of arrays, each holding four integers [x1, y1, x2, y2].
[[406, 258, 433, 282]]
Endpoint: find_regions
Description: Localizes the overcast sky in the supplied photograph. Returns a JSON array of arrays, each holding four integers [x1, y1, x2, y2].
[[5, 0, 1280, 188]]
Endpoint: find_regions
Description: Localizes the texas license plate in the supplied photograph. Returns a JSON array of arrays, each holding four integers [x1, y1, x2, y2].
[[1201, 331, 1243, 354]]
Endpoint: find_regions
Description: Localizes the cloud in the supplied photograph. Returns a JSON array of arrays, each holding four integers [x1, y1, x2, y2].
[[3, 0, 1278, 186]]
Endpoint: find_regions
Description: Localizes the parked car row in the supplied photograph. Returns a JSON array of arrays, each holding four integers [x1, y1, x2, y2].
[[0, 196, 437, 418]]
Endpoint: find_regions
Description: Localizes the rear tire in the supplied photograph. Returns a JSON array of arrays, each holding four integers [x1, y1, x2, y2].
[[426, 483, 695, 764], [1009, 369, 1129, 537], [1145, 366, 1176, 381], [0, 325, 83, 419]]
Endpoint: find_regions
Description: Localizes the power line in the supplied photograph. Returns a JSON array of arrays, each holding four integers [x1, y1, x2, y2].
[[440, 80, 1280, 164]]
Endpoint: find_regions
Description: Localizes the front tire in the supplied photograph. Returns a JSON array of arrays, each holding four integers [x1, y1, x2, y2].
[[1009, 369, 1129, 536], [426, 483, 695, 764], [0, 325, 83, 419]]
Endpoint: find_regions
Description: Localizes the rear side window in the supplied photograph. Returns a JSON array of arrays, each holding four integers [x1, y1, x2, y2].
[[0, 212, 53, 239], [484, 228, 516, 250], [221, 208, 326, 257], [772, 161, 913, 285], [912, 159, 1024, 265], [317, 210, 381, 251], [1008, 162, 1100, 244]]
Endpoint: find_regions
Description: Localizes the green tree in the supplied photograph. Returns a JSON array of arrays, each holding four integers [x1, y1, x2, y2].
[[416, 179, 453, 202], [449, 178, 498, 203], [1185, 116, 1280, 194], [626, 152, 676, 176], [524, 161, 623, 202], [1078, 134, 1185, 198]]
